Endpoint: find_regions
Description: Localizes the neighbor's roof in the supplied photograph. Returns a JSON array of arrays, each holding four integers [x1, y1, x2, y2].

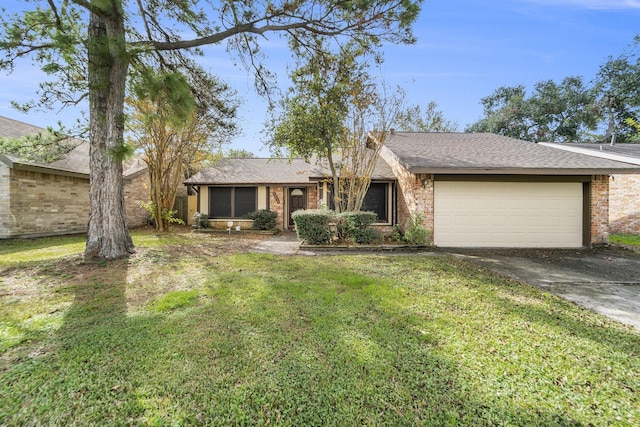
[[0, 116, 90, 177], [539, 142, 640, 166], [184, 158, 314, 185], [0, 115, 146, 178], [384, 132, 640, 175]]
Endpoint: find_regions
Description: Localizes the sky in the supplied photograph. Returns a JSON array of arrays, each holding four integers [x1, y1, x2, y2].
[[1, 0, 640, 156]]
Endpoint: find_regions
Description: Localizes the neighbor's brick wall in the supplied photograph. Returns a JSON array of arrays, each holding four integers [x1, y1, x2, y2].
[[124, 171, 150, 227], [609, 174, 640, 234], [8, 168, 90, 238], [0, 163, 11, 238], [590, 175, 610, 245], [379, 146, 434, 242]]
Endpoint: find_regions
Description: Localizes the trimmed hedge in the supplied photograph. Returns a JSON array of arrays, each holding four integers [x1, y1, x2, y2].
[[247, 209, 278, 231], [292, 209, 334, 245], [336, 211, 380, 244]]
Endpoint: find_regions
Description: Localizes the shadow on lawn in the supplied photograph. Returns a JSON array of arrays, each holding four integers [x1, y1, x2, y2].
[[3, 253, 620, 425]]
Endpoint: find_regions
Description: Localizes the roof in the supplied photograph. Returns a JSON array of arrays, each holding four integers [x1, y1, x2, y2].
[[0, 115, 90, 177], [308, 153, 396, 180], [185, 152, 397, 186], [184, 158, 314, 185], [0, 115, 146, 178], [383, 132, 640, 175], [539, 142, 640, 166]]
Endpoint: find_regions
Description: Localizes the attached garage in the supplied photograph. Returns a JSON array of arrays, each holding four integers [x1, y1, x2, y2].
[[380, 132, 640, 248], [434, 180, 584, 248]]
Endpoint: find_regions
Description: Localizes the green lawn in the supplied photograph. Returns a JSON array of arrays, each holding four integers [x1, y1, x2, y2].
[[611, 233, 640, 249], [1, 231, 639, 426]]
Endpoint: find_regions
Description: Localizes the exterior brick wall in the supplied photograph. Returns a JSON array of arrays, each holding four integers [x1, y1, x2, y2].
[[8, 168, 90, 238], [590, 175, 610, 245], [379, 146, 434, 242], [0, 163, 11, 238], [269, 186, 286, 230], [124, 171, 150, 227], [609, 174, 640, 234]]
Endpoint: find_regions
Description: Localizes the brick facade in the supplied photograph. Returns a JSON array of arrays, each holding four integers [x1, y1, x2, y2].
[[590, 175, 610, 245], [609, 174, 640, 234], [5, 168, 90, 238], [124, 170, 150, 228], [0, 162, 12, 238], [379, 146, 434, 243], [0, 166, 150, 239]]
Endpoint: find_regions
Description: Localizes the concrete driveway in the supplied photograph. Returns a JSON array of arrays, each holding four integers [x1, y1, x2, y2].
[[449, 248, 640, 330]]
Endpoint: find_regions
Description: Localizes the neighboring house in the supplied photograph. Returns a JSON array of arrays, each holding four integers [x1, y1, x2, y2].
[[185, 132, 640, 248], [184, 157, 397, 232], [0, 115, 148, 238], [540, 142, 640, 235]]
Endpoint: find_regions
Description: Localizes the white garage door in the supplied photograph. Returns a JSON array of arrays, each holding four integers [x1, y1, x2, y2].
[[434, 181, 583, 248]]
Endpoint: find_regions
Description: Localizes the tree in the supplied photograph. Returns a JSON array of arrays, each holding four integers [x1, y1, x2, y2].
[[467, 77, 598, 142], [0, 0, 422, 259], [127, 68, 239, 231], [268, 41, 402, 213], [225, 148, 256, 158], [594, 36, 640, 142], [395, 101, 458, 132]]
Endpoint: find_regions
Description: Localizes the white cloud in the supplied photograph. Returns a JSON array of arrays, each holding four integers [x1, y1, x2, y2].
[[523, 0, 640, 8]]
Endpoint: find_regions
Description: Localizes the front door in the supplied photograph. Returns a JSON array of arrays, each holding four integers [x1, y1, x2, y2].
[[288, 188, 307, 227]]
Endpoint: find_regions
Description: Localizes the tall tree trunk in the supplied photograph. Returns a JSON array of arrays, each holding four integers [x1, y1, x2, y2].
[[84, 8, 134, 259]]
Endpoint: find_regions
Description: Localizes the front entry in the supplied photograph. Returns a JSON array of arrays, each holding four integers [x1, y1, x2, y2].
[[288, 188, 307, 227]]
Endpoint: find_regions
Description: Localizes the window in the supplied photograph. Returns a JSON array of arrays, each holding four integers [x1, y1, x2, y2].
[[209, 187, 257, 218], [361, 183, 388, 223], [327, 182, 390, 223]]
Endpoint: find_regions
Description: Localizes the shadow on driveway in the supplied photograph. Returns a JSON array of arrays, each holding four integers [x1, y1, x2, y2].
[[448, 247, 640, 330]]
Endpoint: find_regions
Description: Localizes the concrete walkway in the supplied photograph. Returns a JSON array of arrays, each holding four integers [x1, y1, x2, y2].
[[252, 232, 316, 256]]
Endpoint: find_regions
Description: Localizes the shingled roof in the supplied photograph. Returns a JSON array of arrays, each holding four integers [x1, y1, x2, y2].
[[184, 158, 313, 185], [383, 132, 640, 175], [540, 142, 640, 166], [0, 116, 90, 177], [0, 115, 146, 178]]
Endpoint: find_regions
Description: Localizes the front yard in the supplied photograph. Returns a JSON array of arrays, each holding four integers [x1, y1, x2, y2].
[[1, 230, 639, 426]]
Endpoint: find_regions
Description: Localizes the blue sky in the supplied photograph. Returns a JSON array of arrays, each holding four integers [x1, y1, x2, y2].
[[1, 0, 640, 156]]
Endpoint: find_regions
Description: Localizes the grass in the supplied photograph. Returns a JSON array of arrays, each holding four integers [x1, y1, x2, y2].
[[611, 233, 640, 248], [1, 231, 639, 426]]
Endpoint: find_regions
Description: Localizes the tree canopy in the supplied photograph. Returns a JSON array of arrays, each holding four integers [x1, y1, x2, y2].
[[0, 0, 422, 259], [467, 77, 598, 142]]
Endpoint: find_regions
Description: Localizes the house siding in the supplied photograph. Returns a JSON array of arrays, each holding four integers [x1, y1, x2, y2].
[[8, 168, 90, 238], [609, 174, 640, 234]]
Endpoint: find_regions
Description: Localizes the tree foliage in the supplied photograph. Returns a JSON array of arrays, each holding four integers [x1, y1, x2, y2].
[[395, 101, 458, 132], [0, 0, 422, 259], [594, 36, 640, 142], [268, 41, 403, 213], [127, 67, 239, 232], [467, 77, 598, 142]]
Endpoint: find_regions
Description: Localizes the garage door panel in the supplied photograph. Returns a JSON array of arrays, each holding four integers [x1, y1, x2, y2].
[[434, 181, 583, 248]]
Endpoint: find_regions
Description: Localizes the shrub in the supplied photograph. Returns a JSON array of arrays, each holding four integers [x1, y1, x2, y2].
[[247, 209, 278, 231], [192, 212, 210, 229], [403, 211, 429, 245], [336, 211, 380, 244], [292, 209, 334, 245]]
